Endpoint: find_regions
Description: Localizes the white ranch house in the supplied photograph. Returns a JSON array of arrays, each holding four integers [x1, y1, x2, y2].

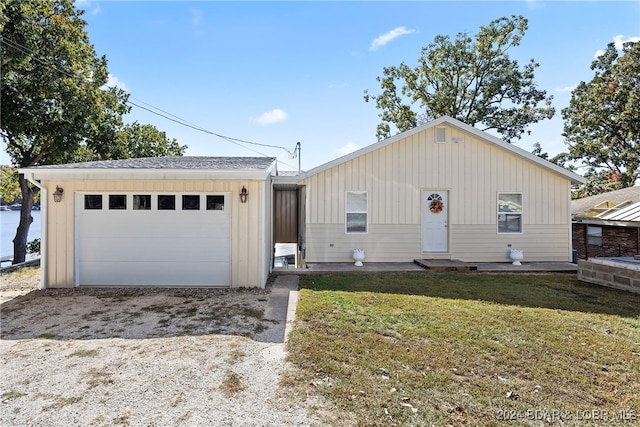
[[20, 116, 585, 288]]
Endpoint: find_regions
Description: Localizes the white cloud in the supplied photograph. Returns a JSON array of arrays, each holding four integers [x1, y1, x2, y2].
[[250, 108, 288, 125], [103, 74, 128, 91], [613, 34, 640, 49], [336, 142, 360, 156], [595, 34, 640, 58], [370, 26, 415, 51]]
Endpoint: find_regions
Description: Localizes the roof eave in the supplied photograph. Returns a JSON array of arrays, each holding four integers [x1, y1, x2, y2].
[[18, 167, 275, 181]]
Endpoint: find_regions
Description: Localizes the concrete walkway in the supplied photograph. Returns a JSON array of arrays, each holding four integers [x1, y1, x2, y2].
[[255, 275, 300, 343]]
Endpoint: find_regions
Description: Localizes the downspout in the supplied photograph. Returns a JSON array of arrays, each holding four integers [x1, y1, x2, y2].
[[567, 182, 574, 263], [269, 178, 274, 277], [259, 180, 268, 289], [24, 173, 48, 290]]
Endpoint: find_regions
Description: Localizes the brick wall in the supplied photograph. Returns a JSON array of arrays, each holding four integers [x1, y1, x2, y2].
[[572, 223, 639, 260], [577, 259, 640, 294]]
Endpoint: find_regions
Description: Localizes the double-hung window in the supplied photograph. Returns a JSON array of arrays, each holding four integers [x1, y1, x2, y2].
[[497, 193, 523, 233], [346, 191, 367, 234]]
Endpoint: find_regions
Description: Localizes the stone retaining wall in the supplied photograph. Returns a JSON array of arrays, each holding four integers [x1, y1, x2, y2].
[[577, 258, 640, 294]]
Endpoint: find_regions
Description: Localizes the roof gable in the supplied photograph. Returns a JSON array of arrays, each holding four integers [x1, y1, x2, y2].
[[301, 116, 585, 184]]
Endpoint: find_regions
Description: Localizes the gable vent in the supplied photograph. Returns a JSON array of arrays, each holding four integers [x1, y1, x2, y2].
[[435, 127, 447, 143]]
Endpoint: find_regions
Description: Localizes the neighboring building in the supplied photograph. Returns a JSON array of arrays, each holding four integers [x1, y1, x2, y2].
[[20, 116, 586, 289], [572, 186, 640, 260]]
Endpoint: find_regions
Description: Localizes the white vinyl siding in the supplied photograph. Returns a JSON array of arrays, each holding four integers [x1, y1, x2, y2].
[[301, 123, 573, 263]]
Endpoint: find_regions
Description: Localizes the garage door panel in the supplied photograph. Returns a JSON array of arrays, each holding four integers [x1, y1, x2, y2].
[[79, 261, 230, 286], [76, 193, 231, 287], [79, 215, 230, 238], [79, 224, 230, 240], [78, 237, 230, 263]]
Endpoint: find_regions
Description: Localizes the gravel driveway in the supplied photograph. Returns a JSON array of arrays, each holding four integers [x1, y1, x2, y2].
[[0, 267, 319, 426]]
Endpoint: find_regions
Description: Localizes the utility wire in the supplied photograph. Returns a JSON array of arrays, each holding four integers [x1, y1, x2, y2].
[[1, 36, 301, 168]]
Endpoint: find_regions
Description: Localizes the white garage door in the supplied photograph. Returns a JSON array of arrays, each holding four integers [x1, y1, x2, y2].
[[75, 193, 231, 287]]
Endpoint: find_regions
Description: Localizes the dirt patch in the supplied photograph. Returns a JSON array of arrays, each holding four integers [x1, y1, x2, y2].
[[0, 267, 320, 426]]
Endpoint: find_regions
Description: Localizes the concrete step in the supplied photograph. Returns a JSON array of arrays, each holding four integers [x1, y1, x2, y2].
[[414, 259, 478, 272]]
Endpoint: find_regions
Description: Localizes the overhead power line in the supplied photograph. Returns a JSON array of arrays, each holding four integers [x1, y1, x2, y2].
[[1, 36, 301, 169]]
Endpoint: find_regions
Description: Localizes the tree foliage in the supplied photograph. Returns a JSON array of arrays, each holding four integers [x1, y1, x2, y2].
[[111, 122, 186, 159], [1, 0, 186, 263], [562, 41, 639, 189], [364, 15, 555, 142], [0, 166, 21, 204], [1, 0, 130, 168]]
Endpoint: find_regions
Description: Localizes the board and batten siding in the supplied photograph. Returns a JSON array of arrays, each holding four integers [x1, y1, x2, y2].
[[300, 124, 572, 263], [41, 179, 268, 288]]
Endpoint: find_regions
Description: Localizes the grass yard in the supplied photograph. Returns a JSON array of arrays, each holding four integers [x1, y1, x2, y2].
[[285, 273, 640, 426]]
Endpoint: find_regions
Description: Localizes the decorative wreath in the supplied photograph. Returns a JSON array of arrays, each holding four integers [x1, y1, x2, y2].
[[429, 199, 444, 214]]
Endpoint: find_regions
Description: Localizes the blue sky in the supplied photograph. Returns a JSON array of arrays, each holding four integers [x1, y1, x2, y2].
[[3, 1, 639, 173]]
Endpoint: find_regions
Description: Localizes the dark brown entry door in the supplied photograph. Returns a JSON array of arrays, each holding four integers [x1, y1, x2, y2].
[[274, 189, 298, 243]]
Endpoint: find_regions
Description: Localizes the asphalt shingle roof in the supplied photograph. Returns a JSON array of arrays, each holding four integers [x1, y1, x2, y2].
[[31, 156, 277, 171], [571, 185, 640, 215]]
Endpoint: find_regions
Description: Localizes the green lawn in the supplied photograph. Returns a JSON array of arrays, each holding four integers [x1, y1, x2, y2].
[[285, 273, 640, 426]]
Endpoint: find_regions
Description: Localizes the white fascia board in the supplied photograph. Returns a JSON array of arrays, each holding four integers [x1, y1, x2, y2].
[[299, 116, 586, 185], [264, 160, 278, 178], [17, 168, 273, 181], [272, 175, 300, 186]]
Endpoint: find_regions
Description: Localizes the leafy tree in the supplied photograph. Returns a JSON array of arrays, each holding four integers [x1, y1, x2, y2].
[[571, 168, 626, 199], [531, 143, 573, 169], [562, 41, 639, 190], [110, 122, 186, 159], [1, 0, 126, 263], [63, 122, 187, 162], [364, 15, 555, 142], [0, 166, 21, 205], [1, 0, 185, 263]]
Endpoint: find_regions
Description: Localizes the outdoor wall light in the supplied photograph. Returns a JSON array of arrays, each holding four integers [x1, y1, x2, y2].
[[53, 186, 64, 203], [240, 186, 248, 203]]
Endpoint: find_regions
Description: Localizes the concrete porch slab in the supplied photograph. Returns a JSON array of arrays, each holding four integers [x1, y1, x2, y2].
[[273, 261, 577, 274]]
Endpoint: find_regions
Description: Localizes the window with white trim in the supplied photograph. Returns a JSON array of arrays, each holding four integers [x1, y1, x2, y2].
[[346, 191, 367, 233], [497, 193, 523, 233]]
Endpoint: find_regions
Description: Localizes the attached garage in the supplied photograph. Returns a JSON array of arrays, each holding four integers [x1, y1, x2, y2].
[[20, 157, 277, 289], [76, 192, 231, 286]]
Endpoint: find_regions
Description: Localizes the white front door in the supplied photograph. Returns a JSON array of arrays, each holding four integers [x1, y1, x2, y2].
[[422, 190, 449, 253]]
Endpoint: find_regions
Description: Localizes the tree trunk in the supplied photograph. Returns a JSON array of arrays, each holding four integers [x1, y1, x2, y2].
[[12, 174, 36, 264]]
